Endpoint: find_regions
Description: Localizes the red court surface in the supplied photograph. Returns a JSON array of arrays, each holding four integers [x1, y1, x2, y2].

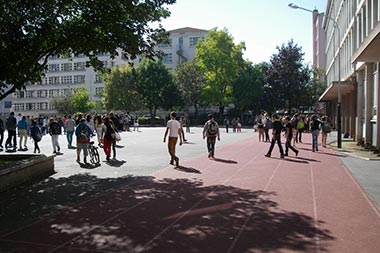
[[1, 134, 380, 252]]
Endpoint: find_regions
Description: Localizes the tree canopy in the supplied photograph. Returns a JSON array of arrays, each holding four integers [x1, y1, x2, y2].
[[176, 59, 204, 117], [0, 0, 176, 100], [137, 59, 182, 117], [196, 28, 245, 117], [103, 64, 142, 112], [266, 40, 311, 111]]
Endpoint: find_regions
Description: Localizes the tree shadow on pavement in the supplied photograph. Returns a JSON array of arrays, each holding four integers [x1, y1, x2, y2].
[[0, 175, 335, 252]]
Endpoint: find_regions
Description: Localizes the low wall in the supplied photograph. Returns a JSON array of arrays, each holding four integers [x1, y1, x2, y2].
[[0, 154, 55, 192]]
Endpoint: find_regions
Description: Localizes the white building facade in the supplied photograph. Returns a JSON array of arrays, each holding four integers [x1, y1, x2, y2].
[[10, 27, 208, 116], [319, 0, 380, 147]]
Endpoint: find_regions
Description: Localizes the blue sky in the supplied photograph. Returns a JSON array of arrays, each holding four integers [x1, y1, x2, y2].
[[160, 0, 327, 65]]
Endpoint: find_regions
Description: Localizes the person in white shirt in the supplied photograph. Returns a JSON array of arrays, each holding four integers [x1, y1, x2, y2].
[[163, 111, 183, 167]]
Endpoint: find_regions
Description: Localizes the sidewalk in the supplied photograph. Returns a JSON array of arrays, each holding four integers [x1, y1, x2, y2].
[[1, 129, 380, 252]]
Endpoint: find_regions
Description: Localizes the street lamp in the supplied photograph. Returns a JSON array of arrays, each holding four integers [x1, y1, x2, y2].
[[288, 3, 342, 148]]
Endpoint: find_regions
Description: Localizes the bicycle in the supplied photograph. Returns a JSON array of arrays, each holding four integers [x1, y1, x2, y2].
[[88, 141, 100, 165]]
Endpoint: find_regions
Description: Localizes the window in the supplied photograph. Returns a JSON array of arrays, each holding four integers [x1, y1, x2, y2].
[[74, 75, 85, 84], [179, 37, 183, 50], [48, 64, 60, 72], [95, 87, 104, 96], [162, 53, 173, 63], [37, 90, 48, 98], [49, 76, 60, 85], [26, 90, 35, 98], [158, 39, 173, 48], [62, 63, 73, 71], [74, 62, 86, 71], [26, 103, 36, 110], [190, 37, 200, 47], [4, 101, 12, 109], [95, 75, 102, 83], [61, 76, 73, 84]]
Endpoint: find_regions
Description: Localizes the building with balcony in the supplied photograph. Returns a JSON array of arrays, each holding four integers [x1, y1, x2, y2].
[[10, 27, 208, 116], [319, 0, 380, 147]]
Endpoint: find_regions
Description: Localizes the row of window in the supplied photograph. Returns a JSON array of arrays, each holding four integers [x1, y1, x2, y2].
[[46, 61, 115, 73], [157, 37, 204, 48], [13, 102, 52, 111], [13, 87, 105, 99], [48, 52, 110, 60]]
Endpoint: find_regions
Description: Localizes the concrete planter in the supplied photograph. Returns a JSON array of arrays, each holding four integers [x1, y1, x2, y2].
[[0, 154, 55, 192]]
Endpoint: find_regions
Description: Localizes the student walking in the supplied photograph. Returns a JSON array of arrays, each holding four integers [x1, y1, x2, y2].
[[163, 111, 183, 167], [310, 114, 322, 152], [101, 116, 116, 162], [5, 112, 17, 151], [65, 115, 76, 148], [49, 117, 62, 154], [0, 116, 4, 149], [265, 114, 285, 158], [30, 119, 42, 153], [284, 116, 299, 156], [75, 118, 92, 164], [203, 114, 220, 159], [17, 115, 28, 150]]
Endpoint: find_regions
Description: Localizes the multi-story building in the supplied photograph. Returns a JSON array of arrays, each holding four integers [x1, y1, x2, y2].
[[319, 0, 380, 147], [10, 27, 208, 116]]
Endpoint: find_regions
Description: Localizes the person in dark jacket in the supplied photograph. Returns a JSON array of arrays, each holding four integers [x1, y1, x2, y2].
[[49, 117, 62, 154], [265, 114, 285, 158]]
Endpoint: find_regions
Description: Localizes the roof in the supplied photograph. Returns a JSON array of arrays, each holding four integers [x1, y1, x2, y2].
[[168, 27, 208, 34]]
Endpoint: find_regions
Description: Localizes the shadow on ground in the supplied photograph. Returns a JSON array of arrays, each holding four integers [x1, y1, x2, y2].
[[0, 174, 335, 252]]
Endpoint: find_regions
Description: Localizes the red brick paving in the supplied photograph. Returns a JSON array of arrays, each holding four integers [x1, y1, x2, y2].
[[1, 134, 380, 252]]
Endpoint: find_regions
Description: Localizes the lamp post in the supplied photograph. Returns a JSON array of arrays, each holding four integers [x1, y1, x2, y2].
[[288, 3, 342, 148]]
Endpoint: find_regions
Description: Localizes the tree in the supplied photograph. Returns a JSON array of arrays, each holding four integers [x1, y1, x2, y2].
[[51, 94, 74, 115], [233, 61, 265, 113], [71, 87, 95, 113], [0, 0, 176, 100], [266, 40, 311, 111], [176, 59, 204, 117], [137, 59, 182, 117], [103, 64, 142, 111], [196, 28, 245, 117]]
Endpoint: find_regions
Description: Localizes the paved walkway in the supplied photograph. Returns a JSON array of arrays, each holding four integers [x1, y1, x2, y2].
[[1, 128, 380, 252]]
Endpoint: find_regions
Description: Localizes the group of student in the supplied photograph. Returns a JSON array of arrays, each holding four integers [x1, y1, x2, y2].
[[264, 113, 332, 158]]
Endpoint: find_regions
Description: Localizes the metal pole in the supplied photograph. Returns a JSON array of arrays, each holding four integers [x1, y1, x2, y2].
[[337, 30, 342, 148]]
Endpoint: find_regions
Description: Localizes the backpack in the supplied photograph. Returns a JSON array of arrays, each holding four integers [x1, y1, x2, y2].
[[104, 125, 115, 141], [50, 122, 61, 135], [78, 124, 90, 142], [322, 122, 332, 133], [33, 126, 42, 142], [207, 120, 218, 136], [297, 120, 304, 129]]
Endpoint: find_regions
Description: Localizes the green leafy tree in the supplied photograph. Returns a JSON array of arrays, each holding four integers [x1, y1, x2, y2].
[[137, 59, 182, 117], [0, 0, 175, 100], [103, 64, 142, 111], [266, 40, 311, 111], [176, 59, 204, 117], [71, 87, 95, 113], [233, 61, 265, 113], [51, 95, 74, 115], [196, 28, 245, 117]]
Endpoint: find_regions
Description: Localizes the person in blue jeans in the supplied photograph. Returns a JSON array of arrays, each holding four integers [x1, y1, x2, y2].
[[310, 114, 322, 152]]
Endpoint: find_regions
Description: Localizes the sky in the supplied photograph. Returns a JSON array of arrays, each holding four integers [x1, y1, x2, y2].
[[159, 0, 327, 65]]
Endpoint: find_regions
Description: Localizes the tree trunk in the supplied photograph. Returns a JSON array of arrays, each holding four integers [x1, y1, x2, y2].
[[218, 105, 224, 119]]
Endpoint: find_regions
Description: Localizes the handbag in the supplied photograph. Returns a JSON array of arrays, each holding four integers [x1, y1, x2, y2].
[[115, 132, 121, 142]]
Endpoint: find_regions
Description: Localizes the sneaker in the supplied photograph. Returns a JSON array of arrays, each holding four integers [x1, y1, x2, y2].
[[280, 154, 285, 158], [76, 158, 80, 163], [295, 150, 299, 157], [175, 157, 179, 167], [169, 160, 174, 165], [264, 154, 271, 158]]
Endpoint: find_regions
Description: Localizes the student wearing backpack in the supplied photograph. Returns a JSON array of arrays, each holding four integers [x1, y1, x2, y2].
[[30, 119, 42, 153], [75, 118, 92, 164], [265, 114, 285, 158], [49, 117, 62, 154], [5, 112, 17, 150], [101, 116, 117, 162], [163, 111, 183, 167], [203, 114, 220, 159], [0, 116, 4, 149]]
